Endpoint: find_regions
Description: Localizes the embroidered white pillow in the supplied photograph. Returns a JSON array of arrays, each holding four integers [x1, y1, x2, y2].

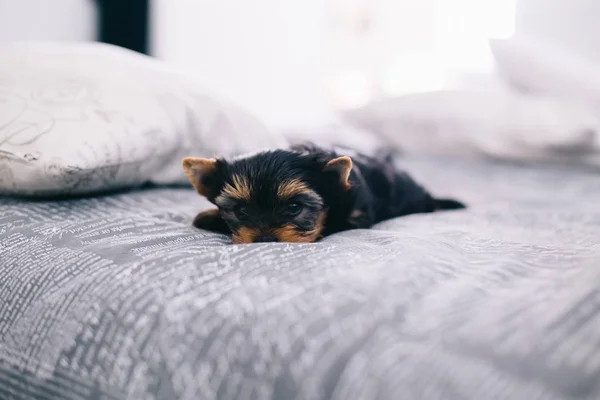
[[0, 42, 286, 196]]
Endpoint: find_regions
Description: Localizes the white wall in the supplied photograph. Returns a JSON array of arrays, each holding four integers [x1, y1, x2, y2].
[[0, 0, 97, 44], [152, 0, 331, 129]]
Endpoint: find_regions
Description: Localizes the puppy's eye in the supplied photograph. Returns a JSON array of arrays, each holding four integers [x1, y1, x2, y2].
[[234, 206, 250, 220], [286, 203, 303, 216]]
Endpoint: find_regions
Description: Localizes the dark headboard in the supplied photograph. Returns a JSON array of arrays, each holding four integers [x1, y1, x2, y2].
[[96, 0, 150, 55]]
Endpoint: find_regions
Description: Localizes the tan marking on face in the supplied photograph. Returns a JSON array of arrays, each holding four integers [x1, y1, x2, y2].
[[232, 227, 260, 244], [273, 211, 326, 243], [273, 224, 309, 243], [222, 174, 252, 201], [277, 179, 312, 200]]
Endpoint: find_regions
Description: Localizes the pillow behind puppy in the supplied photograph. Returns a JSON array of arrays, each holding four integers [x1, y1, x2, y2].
[[343, 91, 600, 165], [0, 42, 286, 197]]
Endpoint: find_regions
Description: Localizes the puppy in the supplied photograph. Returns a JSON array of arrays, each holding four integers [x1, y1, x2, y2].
[[182, 143, 465, 244]]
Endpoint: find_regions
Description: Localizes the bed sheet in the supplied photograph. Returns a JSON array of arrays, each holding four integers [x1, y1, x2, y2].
[[1, 156, 599, 400]]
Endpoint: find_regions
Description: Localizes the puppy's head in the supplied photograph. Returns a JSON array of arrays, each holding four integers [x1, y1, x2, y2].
[[182, 149, 352, 244]]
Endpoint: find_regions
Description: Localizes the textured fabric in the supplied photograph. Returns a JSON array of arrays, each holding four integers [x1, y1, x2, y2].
[[0, 42, 285, 197], [1, 157, 600, 400]]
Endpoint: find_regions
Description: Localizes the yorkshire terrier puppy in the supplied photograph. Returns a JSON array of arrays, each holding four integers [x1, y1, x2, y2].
[[182, 143, 465, 244]]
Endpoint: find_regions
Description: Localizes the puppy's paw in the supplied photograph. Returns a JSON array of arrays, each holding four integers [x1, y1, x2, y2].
[[192, 209, 231, 234]]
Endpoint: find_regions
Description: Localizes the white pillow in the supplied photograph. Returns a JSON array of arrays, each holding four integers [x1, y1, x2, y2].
[[342, 91, 600, 164], [0, 42, 286, 196], [489, 36, 600, 108]]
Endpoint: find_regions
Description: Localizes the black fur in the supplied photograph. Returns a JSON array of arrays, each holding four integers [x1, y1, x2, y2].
[[188, 143, 465, 242], [290, 143, 466, 235]]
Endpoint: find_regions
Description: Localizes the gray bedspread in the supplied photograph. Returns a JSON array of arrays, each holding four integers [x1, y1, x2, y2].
[[1, 156, 599, 400]]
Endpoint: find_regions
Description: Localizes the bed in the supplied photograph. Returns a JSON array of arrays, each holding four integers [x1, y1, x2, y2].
[[2, 155, 599, 400]]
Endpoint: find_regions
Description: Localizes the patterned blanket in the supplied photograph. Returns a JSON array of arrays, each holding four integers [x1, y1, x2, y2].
[[1, 156, 599, 400]]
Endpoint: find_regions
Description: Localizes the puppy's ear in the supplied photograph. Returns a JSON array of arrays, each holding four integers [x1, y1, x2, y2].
[[182, 157, 222, 199], [324, 156, 352, 189]]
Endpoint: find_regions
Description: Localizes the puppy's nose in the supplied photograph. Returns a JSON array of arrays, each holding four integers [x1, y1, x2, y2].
[[254, 235, 279, 243]]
